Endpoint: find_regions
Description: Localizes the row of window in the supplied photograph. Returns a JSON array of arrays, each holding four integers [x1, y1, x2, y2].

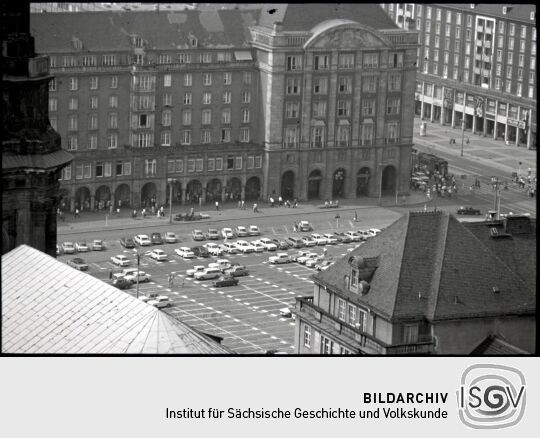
[[285, 51, 404, 71], [134, 71, 252, 90], [167, 155, 262, 174], [285, 97, 401, 119], [60, 160, 130, 181]]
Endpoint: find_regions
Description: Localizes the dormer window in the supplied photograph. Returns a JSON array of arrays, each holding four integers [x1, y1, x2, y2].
[[72, 37, 82, 50], [190, 36, 198, 47], [531, 11, 536, 20], [351, 270, 358, 287], [134, 36, 143, 48], [503, 6, 508, 15]]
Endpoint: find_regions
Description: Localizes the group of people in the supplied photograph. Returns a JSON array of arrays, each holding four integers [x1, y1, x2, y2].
[[269, 196, 298, 208]]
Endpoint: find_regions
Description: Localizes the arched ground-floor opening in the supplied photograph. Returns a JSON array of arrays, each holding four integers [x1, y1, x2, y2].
[[332, 168, 346, 198], [115, 184, 131, 208], [507, 125, 517, 143], [356, 167, 370, 197], [58, 189, 70, 211], [486, 119, 495, 138], [141, 182, 157, 208], [186, 180, 203, 204], [166, 180, 182, 205], [307, 170, 322, 200], [95, 185, 111, 210], [226, 177, 242, 202], [245, 176, 261, 201], [206, 179, 222, 203], [281, 171, 295, 200], [74, 186, 91, 211], [381, 165, 396, 196]]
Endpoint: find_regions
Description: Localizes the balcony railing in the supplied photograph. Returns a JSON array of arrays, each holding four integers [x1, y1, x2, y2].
[[295, 297, 435, 355]]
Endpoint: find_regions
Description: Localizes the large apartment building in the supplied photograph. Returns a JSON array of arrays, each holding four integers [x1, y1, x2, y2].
[[380, 3, 536, 150], [30, 4, 418, 211]]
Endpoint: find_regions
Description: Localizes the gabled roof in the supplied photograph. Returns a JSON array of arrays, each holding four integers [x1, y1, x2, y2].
[[1, 245, 231, 354], [30, 9, 261, 52], [471, 334, 531, 355], [257, 3, 398, 31], [313, 211, 535, 322]]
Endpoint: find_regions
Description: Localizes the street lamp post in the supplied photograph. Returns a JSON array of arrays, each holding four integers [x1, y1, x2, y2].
[[133, 248, 141, 299], [460, 118, 466, 157], [168, 178, 176, 224], [378, 163, 383, 206]]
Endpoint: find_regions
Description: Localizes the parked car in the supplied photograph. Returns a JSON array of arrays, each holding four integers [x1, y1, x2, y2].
[[315, 260, 334, 271], [112, 277, 132, 290], [192, 229, 205, 241], [164, 232, 178, 243], [250, 240, 266, 253], [286, 236, 304, 248], [61, 242, 75, 254], [279, 307, 293, 318], [344, 231, 362, 242], [92, 239, 105, 251], [120, 237, 136, 248], [457, 206, 482, 215], [74, 241, 89, 252], [297, 252, 319, 264], [134, 234, 151, 246], [301, 236, 317, 247], [333, 232, 352, 244], [192, 246, 210, 258], [111, 255, 131, 266], [139, 292, 160, 303], [368, 228, 382, 237], [322, 233, 338, 245], [224, 264, 249, 277], [150, 232, 163, 244], [124, 270, 151, 283], [175, 247, 195, 259], [186, 265, 206, 277], [248, 225, 261, 236], [356, 230, 372, 241], [206, 228, 220, 240], [271, 238, 291, 250], [209, 258, 232, 272], [67, 257, 89, 271], [298, 220, 313, 232], [194, 267, 222, 280], [220, 242, 239, 255], [306, 255, 325, 268], [291, 250, 310, 262], [149, 249, 168, 261], [204, 242, 223, 256], [221, 228, 235, 239], [235, 240, 255, 254], [310, 233, 328, 245], [213, 275, 239, 287], [235, 225, 248, 237], [258, 237, 277, 251], [147, 295, 173, 309], [269, 252, 292, 264]]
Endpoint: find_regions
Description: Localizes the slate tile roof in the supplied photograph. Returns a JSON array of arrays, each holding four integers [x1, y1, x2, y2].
[[441, 4, 536, 22], [2, 245, 232, 354], [471, 334, 531, 355], [313, 211, 536, 323], [257, 3, 398, 31]]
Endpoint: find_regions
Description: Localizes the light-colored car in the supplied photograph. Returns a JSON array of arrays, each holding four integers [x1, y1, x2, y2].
[[91, 239, 104, 251], [221, 228, 235, 239], [220, 242, 238, 254], [357, 230, 372, 241], [224, 264, 249, 277], [248, 225, 261, 236], [194, 267, 222, 280], [175, 247, 195, 259], [134, 234, 151, 246], [61, 242, 75, 254], [315, 260, 334, 271], [310, 233, 328, 245], [298, 220, 313, 232], [301, 236, 317, 247], [206, 229, 220, 240], [250, 240, 265, 253], [306, 255, 325, 268], [139, 292, 160, 303], [204, 242, 223, 256], [75, 241, 89, 252], [186, 265, 206, 277], [269, 252, 292, 264], [124, 270, 151, 283], [235, 240, 255, 254], [291, 250, 310, 262], [192, 229, 205, 241], [322, 233, 339, 245], [111, 255, 131, 266], [209, 258, 231, 272], [297, 252, 319, 264], [235, 226, 248, 237], [149, 249, 168, 261], [164, 232, 178, 243], [147, 295, 173, 309], [67, 258, 89, 271], [258, 237, 277, 251], [368, 228, 382, 237], [344, 231, 362, 242]]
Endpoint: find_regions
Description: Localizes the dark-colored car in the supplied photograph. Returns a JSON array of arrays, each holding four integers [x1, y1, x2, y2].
[[213, 275, 239, 287], [112, 277, 132, 290], [192, 246, 210, 258], [207, 229, 220, 240], [457, 206, 482, 215], [67, 258, 89, 271], [120, 237, 136, 248], [271, 238, 292, 250], [151, 232, 163, 244], [224, 264, 249, 277], [333, 232, 352, 244]]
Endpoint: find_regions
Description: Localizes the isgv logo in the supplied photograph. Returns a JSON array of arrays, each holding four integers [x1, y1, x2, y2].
[[457, 364, 526, 429]]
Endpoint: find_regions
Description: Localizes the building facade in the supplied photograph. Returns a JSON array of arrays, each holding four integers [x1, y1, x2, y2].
[[294, 212, 536, 355], [380, 3, 536, 149], [30, 5, 417, 211]]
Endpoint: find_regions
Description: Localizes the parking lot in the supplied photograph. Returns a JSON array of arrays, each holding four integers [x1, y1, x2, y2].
[[57, 220, 368, 353]]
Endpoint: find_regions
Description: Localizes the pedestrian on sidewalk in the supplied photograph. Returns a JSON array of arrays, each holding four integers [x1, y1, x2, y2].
[[241, 200, 245, 210], [215, 201, 219, 211], [353, 211, 358, 222], [168, 273, 174, 287], [74, 208, 80, 219], [253, 203, 258, 213], [109, 269, 113, 280]]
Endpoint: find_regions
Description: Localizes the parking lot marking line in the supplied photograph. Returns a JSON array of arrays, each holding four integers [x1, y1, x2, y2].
[[218, 291, 224, 294], [289, 322, 295, 326], [225, 314, 232, 318], [281, 288, 287, 291], [271, 336, 278, 340], [280, 340, 288, 344], [272, 285, 279, 288], [243, 302, 250, 306], [261, 310, 268, 313], [172, 292, 179, 295], [264, 281, 270, 284], [256, 278, 263, 281], [289, 292, 296, 295], [269, 314, 277, 318], [252, 327, 259, 331]]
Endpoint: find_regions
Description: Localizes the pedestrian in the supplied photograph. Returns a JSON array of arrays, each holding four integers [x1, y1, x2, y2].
[[354, 211, 358, 222], [323, 247, 328, 257], [238, 200, 242, 209], [253, 203, 258, 213], [466, 137, 470, 144], [423, 204, 427, 212], [168, 274, 174, 287], [160, 206, 164, 216], [110, 204, 113, 214], [74, 208, 80, 218], [215, 201, 219, 211], [293, 223, 298, 233], [278, 196, 283, 206], [109, 269, 113, 280], [142, 208, 146, 218], [241, 200, 245, 210]]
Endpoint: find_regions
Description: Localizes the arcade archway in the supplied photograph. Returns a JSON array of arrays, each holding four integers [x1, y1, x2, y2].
[[245, 176, 261, 201], [381, 165, 396, 195], [332, 168, 346, 198], [281, 171, 295, 200], [307, 170, 322, 200], [356, 167, 370, 197]]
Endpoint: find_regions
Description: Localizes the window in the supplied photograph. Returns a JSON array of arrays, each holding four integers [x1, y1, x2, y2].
[[287, 55, 302, 70], [138, 75, 153, 91], [434, 36, 440, 48], [336, 125, 350, 147], [286, 78, 301, 95], [360, 123, 374, 146], [531, 56, 536, 70], [90, 76, 98, 90], [520, 39, 526, 53], [137, 133, 152, 148], [115, 161, 131, 176], [203, 73, 212, 86], [221, 128, 231, 143], [387, 98, 401, 115], [227, 156, 234, 170], [139, 114, 148, 128], [159, 54, 172, 64], [518, 55, 524, 67], [83, 163, 91, 179], [436, 8, 441, 21], [223, 91, 231, 104], [49, 78, 56, 92], [385, 122, 400, 143], [201, 52, 212, 63], [389, 52, 403, 68], [49, 98, 57, 112], [311, 126, 324, 148], [338, 76, 352, 93], [509, 38, 515, 51], [68, 114, 78, 131], [184, 73, 192, 86], [235, 156, 242, 170], [509, 23, 515, 36], [338, 53, 354, 69], [161, 110, 171, 127], [182, 110, 192, 126], [49, 116, 57, 130], [201, 129, 211, 143], [403, 324, 419, 343], [529, 86, 534, 98], [207, 158, 215, 172], [222, 108, 231, 124], [108, 133, 117, 149], [82, 55, 96, 67], [88, 114, 98, 130], [284, 126, 299, 148], [203, 92, 212, 105], [60, 165, 71, 181], [215, 158, 223, 171], [223, 72, 232, 85], [63, 55, 76, 67], [243, 71, 252, 84], [145, 159, 157, 177], [337, 100, 351, 117], [320, 335, 334, 355], [363, 53, 379, 68], [446, 10, 452, 23], [187, 159, 195, 173], [67, 136, 78, 151], [337, 299, 346, 321], [242, 108, 250, 123], [285, 102, 299, 118], [436, 23, 441, 34], [195, 159, 203, 172], [496, 63, 502, 76], [109, 76, 117, 90], [466, 14, 472, 27], [362, 99, 375, 116], [68, 97, 78, 110], [202, 109, 212, 125], [179, 53, 192, 64], [314, 54, 330, 70], [69, 77, 78, 91], [107, 95, 117, 108], [348, 305, 357, 326], [313, 77, 328, 94], [217, 52, 232, 62], [88, 134, 98, 149], [507, 52, 513, 64], [163, 74, 171, 87], [517, 83, 522, 96], [162, 93, 172, 107], [255, 156, 262, 168], [96, 162, 104, 177], [182, 130, 192, 145], [312, 101, 327, 118], [240, 127, 250, 142], [362, 76, 377, 93]]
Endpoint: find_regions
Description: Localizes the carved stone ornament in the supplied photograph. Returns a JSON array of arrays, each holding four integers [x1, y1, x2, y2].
[[311, 28, 386, 50]]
